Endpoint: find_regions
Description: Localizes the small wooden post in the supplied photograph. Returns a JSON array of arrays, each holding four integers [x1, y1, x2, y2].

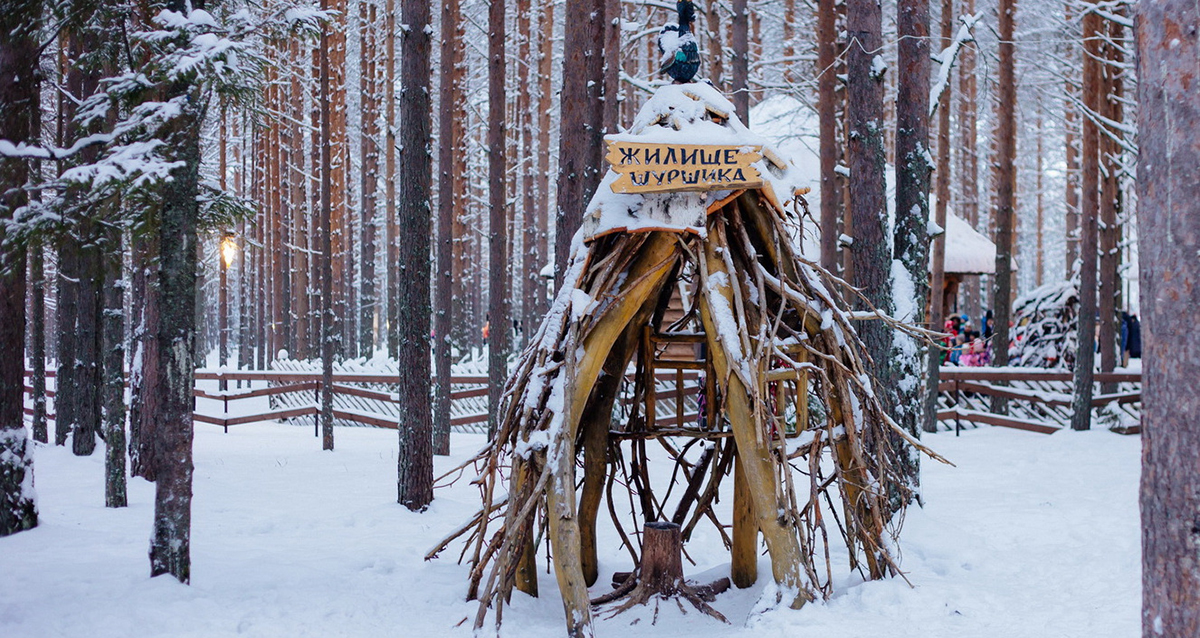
[[730, 455, 758, 588]]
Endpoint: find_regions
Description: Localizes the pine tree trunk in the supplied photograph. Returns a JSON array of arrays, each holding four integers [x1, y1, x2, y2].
[[705, 0, 723, 88], [384, 0, 398, 359], [553, 0, 606, 285], [1097, 13, 1124, 392], [519, 0, 540, 341], [1070, 9, 1101, 431], [731, 0, 749, 122], [487, 0, 509, 440], [397, 0, 434, 509], [30, 240, 48, 443], [957, 0, 978, 320], [893, 0, 930, 475], [989, 0, 1016, 376], [846, 0, 893, 434], [103, 226, 127, 508], [1035, 107, 1044, 288], [1137, 3, 1200, 633], [433, 0, 461, 456], [319, 3, 336, 451], [359, 0, 379, 356], [924, 0, 953, 433], [0, 0, 40, 537], [817, 0, 841, 272], [534, 1, 553, 318]]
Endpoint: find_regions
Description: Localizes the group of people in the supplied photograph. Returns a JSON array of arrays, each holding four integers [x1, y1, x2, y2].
[[942, 311, 994, 367]]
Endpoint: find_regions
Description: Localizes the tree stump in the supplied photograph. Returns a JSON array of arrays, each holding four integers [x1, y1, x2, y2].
[[592, 522, 730, 623]]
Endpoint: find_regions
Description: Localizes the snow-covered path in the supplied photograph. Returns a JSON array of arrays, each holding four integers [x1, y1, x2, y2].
[[0, 424, 1140, 638]]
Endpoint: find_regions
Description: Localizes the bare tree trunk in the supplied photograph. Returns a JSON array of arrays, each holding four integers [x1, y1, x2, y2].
[[925, 0, 953, 433], [487, 0, 510, 440], [602, 0, 620, 133], [30, 240, 47, 443], [319, 1, 336, 451], [0, 0, 40, 536], [130, 232, 160, 480], [1137, 4, 1200, 634], [1062, 2, 1079, 279], [397, 0, 434, 509], [384, 0, 398, 358], [845, 0, 893, 406], [989, 0, 1016, 375], [705, 0, 723, 87], [434, 0, 461, 456], [359, 0, 380, 356], [1035, 106, 1044, 288], [895, 0, 931, 455], [553, 0, 606, 286], [817, 0, 841, 272], [1097, 12, 1125, 391], [534, 1, 553, 317], [103, 226, 127, 508], [957, 0, 978, 319], [1070, 9, 1101, 431], [291, 42, 310, 361], [731, 0, 749, 122]]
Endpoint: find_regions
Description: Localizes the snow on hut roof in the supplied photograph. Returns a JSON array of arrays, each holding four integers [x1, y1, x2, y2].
[[582, 82, 803, 242], [941, 210, 997, 275]]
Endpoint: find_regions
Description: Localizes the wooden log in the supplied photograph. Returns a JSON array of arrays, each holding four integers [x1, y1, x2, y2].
[[730, 455, 758, 588], [698, 219, 812, 608]]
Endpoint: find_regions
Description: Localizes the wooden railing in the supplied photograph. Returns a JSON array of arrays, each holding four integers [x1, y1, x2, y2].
[[28, 366, 1135, 437], [935, 368, 1142, 435], [23, 368, 704, 434]]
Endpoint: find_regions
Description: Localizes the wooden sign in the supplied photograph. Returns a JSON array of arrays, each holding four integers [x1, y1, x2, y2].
[[605, 140, 764, 194]]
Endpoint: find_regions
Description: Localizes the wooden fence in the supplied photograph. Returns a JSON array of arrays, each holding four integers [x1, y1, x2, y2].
[[25, 366, 1140, 436], [936, 368, 1142, 435]]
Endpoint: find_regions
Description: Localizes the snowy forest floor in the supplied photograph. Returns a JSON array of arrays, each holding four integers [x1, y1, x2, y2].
[[1, 423, 1140, 638]]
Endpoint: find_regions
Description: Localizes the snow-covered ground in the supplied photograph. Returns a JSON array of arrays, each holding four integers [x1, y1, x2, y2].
[[0, 423, 1140, 638]]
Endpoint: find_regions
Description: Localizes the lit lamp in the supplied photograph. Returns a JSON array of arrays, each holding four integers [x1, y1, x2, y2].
[[219, 233, 236, 391], [221, 233, 238, 269]]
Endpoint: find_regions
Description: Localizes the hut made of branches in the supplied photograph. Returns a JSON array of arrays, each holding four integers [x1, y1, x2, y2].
[[430, 84, 933, 636]]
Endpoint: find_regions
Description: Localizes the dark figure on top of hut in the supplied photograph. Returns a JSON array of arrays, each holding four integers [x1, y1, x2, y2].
[[658, 1, 701, 83]]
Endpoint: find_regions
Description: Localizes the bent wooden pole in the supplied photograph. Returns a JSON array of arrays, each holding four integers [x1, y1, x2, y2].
[[698, 221, 813, 608], [546, 231, 679, 636]]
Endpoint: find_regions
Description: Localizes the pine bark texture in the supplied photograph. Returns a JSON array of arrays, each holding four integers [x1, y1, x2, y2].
[[817, 0, 840, 272], [487, 0, 509, 440], [319, 5, 336, 451], [1070, 10, 1102, 431], [924, 0, 953, 433], [553, 0, 606, 286], [103, 228, 127, 508], [989, 0, 1016, 372], [845, 0, 894, 445], [433, 0, 460, 456], [0, 0, 40, 537], [894, 0, 930, 472], [731, 0, 749, 122], [397, 0, 434, 509], [1097, 13, 1125, 391], [957, 0, 979, 319], [1137, 2, 1200, 635]]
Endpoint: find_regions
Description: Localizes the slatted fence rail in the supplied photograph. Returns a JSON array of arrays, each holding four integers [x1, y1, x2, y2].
[[936, 368, 1142, 434]]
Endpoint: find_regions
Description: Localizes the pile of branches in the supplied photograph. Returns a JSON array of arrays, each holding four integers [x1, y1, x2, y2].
[[1011, 280, 1079, 369], [428, 191, 944, 635]]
